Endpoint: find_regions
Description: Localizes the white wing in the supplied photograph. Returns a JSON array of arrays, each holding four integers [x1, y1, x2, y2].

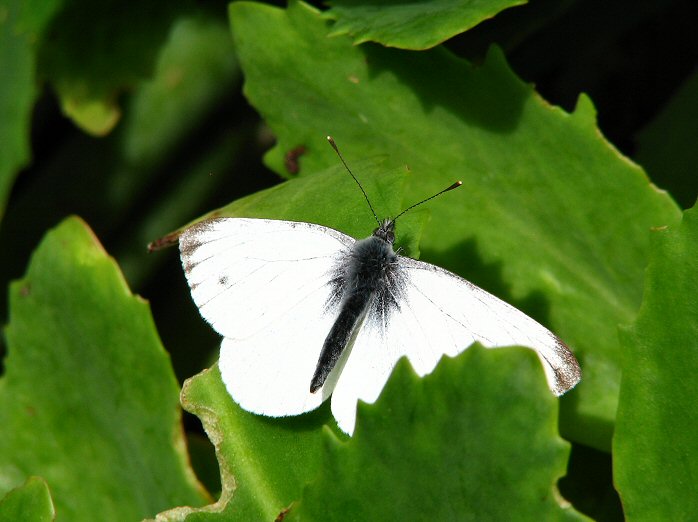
[[179, 217, 355, 416], [330, 256, 581, 435]]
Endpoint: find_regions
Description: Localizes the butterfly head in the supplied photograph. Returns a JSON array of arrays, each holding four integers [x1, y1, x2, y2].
[[373, 218, 396, 244]]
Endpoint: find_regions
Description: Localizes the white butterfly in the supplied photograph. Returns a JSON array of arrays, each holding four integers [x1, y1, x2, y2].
[[179, 139, 581, 435]]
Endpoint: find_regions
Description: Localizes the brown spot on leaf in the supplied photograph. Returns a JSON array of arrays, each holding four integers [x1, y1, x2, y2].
[[275, 505, 292, 522], [284, 145, 307, 174]]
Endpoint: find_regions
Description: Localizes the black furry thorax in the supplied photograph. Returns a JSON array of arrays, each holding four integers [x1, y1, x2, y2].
[[326, 219, 405, 320]]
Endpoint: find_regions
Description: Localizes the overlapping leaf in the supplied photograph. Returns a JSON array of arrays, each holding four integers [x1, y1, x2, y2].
[[288, 347, 587, 521], [0, 476, 54, 522], [614, 206, 698, 520], [38, 0, 189, 134], [0, 218, 208, 520], [325, 0, 526, 50], [0, 0, 63, 221], [228, 0, 681, 450], [156, 365, 329, 521]]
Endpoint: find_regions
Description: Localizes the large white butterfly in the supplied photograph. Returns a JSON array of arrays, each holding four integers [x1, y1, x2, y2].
[[179, 138, 581, 435]]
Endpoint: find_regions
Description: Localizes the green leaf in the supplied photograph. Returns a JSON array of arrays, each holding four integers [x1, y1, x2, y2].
[[613, 206, 698, 520], [635, 69, 698, 209], [156, 365, 328, 521], [121, 16, 240, 170], [0, 476, 55, 522], [325, 0, 526, 50], [0, 217, 208, 520], [0, 0, 62, 221], [37, 0, 189, 135], [228, 0, 681, 450], [288, 346, 587, 521]]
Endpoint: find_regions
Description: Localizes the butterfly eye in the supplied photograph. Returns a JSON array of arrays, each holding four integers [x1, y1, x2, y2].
[[372, 224, 395, 244]]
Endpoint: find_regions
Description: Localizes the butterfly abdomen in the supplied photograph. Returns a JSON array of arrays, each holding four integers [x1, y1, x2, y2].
[[310, 235, 401, 392]]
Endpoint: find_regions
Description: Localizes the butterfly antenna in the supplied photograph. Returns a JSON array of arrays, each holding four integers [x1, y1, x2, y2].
[[393, 181, 463, 222], [327, 136, 380, 226]]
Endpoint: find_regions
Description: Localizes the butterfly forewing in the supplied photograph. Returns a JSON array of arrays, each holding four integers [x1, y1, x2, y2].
[[180, 217, 356, 415], [398, 257, 580, 394], [180, 218, 354, 339]]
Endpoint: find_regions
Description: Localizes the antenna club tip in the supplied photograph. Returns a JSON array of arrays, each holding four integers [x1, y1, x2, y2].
[[327, 136, 339, 152]]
